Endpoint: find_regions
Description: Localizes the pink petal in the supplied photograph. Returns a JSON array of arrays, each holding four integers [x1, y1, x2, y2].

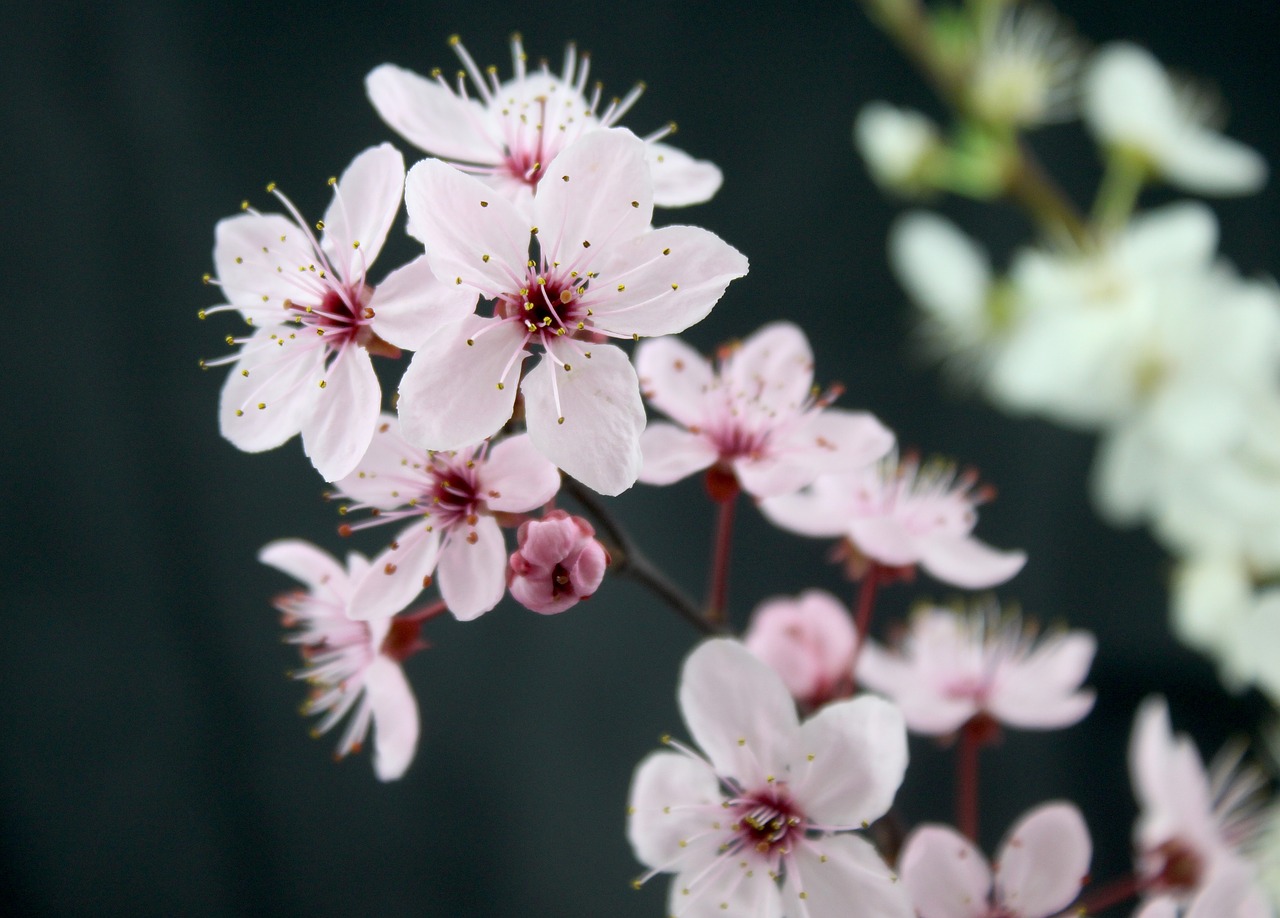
[[785, 410, 896, 478], [397, 315, 526, 450], [218, 327, 323, 453], [898, 824, 991, 918], [301, 345, 381, 482], [626, 750, 723, 872], [522, 342, 645, 496], [437, 515, 507, 621], [917, 534, 1027, 588], [988, 633, 1097, 729], [744, 590, 855, 702], [478, 434, 561, 514], [646, 141, 723, 208], [639, 424, 719, 486], [585, 224, 749, 338], [733, 456, 821, 500], [534, 128, 654, 260], [783, 835, 914, 918], [669, 863, 784, 918], [726, 322, 815, 417], [365, 63, 496, 163], [332, 414, 422, 509], [365, 655, 420, 782], [791, 695, 907, 827], [995, 802, 1091, 918], [678, 639, 800, 782], [213, 213, 318, 312], [368, 255, 478, 351], [634, 335, 714, 428], [320, 143, 404, 273], [758, 480, 852, 538], [258, 539, 346, 592], [404, 158, 529, 295], [1133, 898, 1179, 918], [349, 523, 441, 621], [850, 515, 922, 567]]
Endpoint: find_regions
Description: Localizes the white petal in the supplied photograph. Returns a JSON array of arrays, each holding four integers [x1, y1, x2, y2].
[[783, 835, 914, 918], [1162, 130, 1268, 196], [365, 64, 496, 163], [646, 141, 723, 208], [669, 863, 784, 918], [757, 478, 853, 538], [437, 515, 507, 621], [397, 316, 527, 450], [349, 524, 441, 621], [995, 802, 1091, 917], [791, 694, 907, 827], [258, 539, 346, 591], [898, 824, 991, 918], [213, 213, 318, 313], [1082, 43, 1177, 150], [479, 435, 562, 513], [1120, 201, 1219, 272], [522, 343, 645, 496], [917, 534, 1027, 588], [765, 410, 895, 484], [332, 414, 424, 509], [640, 424, 719, 486], [218, 326, 323, 453], [725, 322, 814, 417], [585, 225, 749, 338], [634, 335, 715, 428], [301, 345, 382, 482], [626, 750, 723, 871], [678, 639, 799, 783], [366, 656, 420, 781], [368, 255, 479, 351], [849, 516, 921, 566], [320, 144, 404, 272], [889, 211, 991, 330]]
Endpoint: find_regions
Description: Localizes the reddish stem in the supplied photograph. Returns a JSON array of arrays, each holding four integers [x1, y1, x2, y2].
[[956, 718, 982, 843], [848, 563, 881, 691], [398, 599, 449, 624], [705, 482, 739, 627], [1076, 873, 1147, 916]]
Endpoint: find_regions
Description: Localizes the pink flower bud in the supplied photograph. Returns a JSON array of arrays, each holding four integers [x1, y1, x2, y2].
[[508, 511, 609, 615], [743, 590, 857, 708]]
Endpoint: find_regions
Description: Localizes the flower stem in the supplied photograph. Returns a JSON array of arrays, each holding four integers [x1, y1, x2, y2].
[[849, 563, 881, 691], [705, 487, 738, 628], [1076, 873, 1147, 916], [956, 718, 983, 842]]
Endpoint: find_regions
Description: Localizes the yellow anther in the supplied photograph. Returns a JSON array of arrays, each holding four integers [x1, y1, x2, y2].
[[201, 273, 211, 285], [497, 382, 505, 390], [582, 239, 591, 248], [257, 402, 266, 410], [480, 200, 488, 207], [315, 220, 325, 230], [240, 200, 250, 211], [327, 176, 337, 185], [671, 283, 679, 290], [197, 310, 207, 320], [234, 409, 243, 416], [265, 181, 276, 192], [557, 416, 565, 424], [352, 240, 360, 249], [662, 247, 671, 255], [318, 380, 327, 389], [617, 284, 626, 292], [482, 254, 490, 263]]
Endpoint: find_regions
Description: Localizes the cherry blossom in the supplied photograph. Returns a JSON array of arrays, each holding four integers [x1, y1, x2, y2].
[[899, 802, 1091, 918], [760, 452, 1025, 589], [507, 510, 609, 615], [627, 639, 913, 918], [398, 128, 748, 495], [203, 143, 477, 481], [743, 590, 857, 710], [331, 415, 561, 621], [1129, 697, 1273, 917], [858, 604, 1095, 735], [635, 322, 894, 498], [261, 539, 420, 781], [366, 35, 722, 213]]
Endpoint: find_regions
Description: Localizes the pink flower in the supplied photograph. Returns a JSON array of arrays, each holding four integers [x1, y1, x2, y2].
[[858, 604, 1096, 735], [398, 128, 748, 495], [507, 510, 609, 614], [635, 322, 895, 498], [743, 590, 857, 709], [1129, 697, 1272, 917], [898, 802, 1092, 918], [627, 639, 913, 918], [203, 144, 476, 481], [760, 452, 1026, 588], [366, 35, 722, 212], [261, 539, 420, 782], [332, 415, 561, 621]]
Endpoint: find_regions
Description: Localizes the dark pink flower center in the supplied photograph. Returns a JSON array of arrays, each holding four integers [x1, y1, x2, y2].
[[731, 786, 806, 861], [495, 267, 593, 343], [426, 458, 482, 529]]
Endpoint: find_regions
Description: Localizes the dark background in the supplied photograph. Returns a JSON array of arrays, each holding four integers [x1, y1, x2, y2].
[[3, 1, 1278, 915]]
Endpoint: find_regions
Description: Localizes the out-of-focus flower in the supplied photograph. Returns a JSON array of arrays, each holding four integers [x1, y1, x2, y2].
[[761, 452, 1025, 589], [398, 128, 748, 496], [858, 604, 1095, 735], [261, 539, 420, 782], [635, 322, 893, 498], [899, 802, 1091, 918], [968, 4, 1081, 128], [743, 590, 857, 709], [367, 35, 721, 211], [332, 415, 560, 621], [1129, 697, 1273, 916], [1082, 42, 1267, 196], [507, 510, 608, 614], [627, 639, 913, 917], [855, 101, 942, 191]]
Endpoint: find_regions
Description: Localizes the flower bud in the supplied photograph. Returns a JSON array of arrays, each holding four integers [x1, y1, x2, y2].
[[508, 511, 609, 615], [743, 590, 856, 708]]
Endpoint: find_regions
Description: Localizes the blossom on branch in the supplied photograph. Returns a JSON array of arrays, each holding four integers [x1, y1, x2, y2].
[[507, 510, 608, 615], [743, 590, 857, 710]]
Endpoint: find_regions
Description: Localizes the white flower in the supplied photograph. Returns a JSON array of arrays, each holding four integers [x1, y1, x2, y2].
[[854, 102, 941, 190], [366, 35, 722, 213], [627, 639, 913, 917], [968, 4, 1081, 127], [1082, 42, 1267, 196]]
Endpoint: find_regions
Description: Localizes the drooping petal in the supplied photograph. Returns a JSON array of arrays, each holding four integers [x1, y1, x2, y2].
[[889, 211, 992, 331], [259, 539, 347, 592], [756, 409, 895, 493], [522, 342, 645, 496], [437, 515, 507, 620], [365, 655, 420, 782], [627, 750, 723, 872], [995, 802, 1091, 918], [640, 424, 719, 486], [677, 639, 800, 783], [349, 523, 441, 621], [790, 694, 908, 827], [1161, 131, 1268, 196], [404, 158, 529, 295], [898, 824, 991, 918], [634, 335, 715, 428], [585, 225, 749, 338], [916, 533, 1027, 588], [320, 143, 404, 273], [725, 322, 814, 416], [218, 326, 324, 453], [301, 345, 382, 482], [213, 213, 320, 312], [849, 515, 922, 567], [646, 141, 723, 208], [989, 633, 1096, 729], [783, 835, 914, 918], [368, 255, 479, 351], [478, 434, 561, 513], [365, 64, 496, 163], [397, 315, 527, 451]]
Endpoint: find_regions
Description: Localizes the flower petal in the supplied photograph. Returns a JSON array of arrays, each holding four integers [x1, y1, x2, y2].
[[757, 477, 855, 538], [478, 434, 562, 513], [917, 534, 1027, 588], [213, 213, 318, 312], [349, 523, 441, 621], [332, 414, 424, 509], [585, 224, 749, 338], [634, 335, 715, 428], [301, 345, 382, 482], [368, 254, 479, 351], [988, 633, 1096, 729], [995, 802, 1091, 917], [1162, 130, 1268, 196], [365, 655, 420, 782], [320, 143, 404, 273], [218, 326, 323, 453], [626, 750, 723, 872], [437, 515, 507, 621], [397, 315, 527, 450], [647, 141, 723, 208], [258, 539, 347, 592], [725, 322, 814, 416], [640, 424, 719, 486], [889, 211, 992, 331], [366, 64, 496, 163], [783, 835, 914, 918], [522, 342, 645, 496], [898, 824, 991, 918], [849, 515, 921, 567]]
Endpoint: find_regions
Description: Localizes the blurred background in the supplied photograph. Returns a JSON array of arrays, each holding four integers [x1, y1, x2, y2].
[[3, 0, 1278, 914]]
